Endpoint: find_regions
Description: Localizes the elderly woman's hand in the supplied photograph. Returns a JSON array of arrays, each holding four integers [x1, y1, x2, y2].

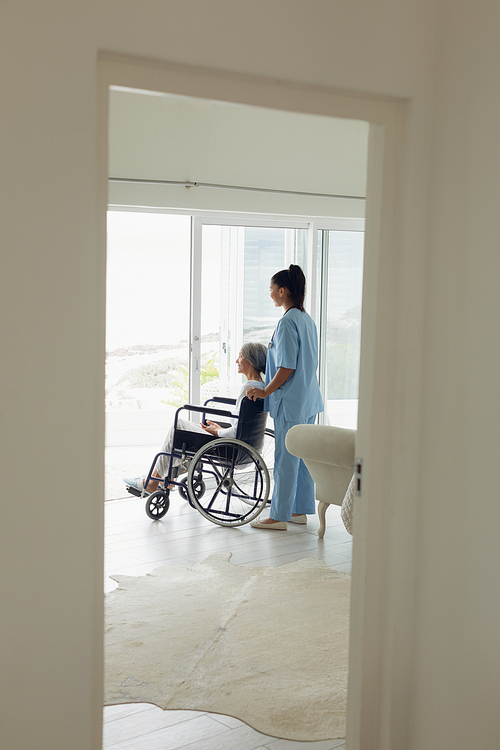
[[200, 420, 221, 436]]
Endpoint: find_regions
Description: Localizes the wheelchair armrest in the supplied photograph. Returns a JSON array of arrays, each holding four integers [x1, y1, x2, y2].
[[202, 397, 237, 426], [204, 396, 237, 406], [174, 403, 235, 429]]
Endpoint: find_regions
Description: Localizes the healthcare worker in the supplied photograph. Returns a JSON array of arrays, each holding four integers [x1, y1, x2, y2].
[[247, 264, 323, 530]]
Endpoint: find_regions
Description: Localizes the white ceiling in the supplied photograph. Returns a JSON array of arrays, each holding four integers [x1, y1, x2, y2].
[[108, 87, 368, 217]]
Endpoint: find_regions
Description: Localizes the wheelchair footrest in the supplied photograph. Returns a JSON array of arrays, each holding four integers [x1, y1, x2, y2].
[[126, 485, 143, 498]]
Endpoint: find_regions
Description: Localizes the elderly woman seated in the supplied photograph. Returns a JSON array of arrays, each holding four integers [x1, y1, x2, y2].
[[124, 342, 267, 495]]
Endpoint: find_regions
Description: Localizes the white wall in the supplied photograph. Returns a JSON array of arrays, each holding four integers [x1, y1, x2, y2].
[[1, 2, 499, 750], [108, 88, 368, 215], [411, 3, 500, 748]]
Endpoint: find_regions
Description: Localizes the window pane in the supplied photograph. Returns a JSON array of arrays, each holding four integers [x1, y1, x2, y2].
[[106, 211, 191, 411], [199, 225, 307, 401], [325, 230, 364, 428], [242, 227, 289, 346]]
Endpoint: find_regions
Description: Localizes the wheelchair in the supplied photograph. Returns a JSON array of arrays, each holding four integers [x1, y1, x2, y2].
[[126, 396, 274, 527]]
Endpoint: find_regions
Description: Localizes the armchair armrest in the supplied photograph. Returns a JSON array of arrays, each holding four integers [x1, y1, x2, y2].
[[286, 424, 356, 471], [286, 424, 356, 538]]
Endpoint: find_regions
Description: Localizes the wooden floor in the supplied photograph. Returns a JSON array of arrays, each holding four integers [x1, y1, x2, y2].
[[104, 445, 352, 750]]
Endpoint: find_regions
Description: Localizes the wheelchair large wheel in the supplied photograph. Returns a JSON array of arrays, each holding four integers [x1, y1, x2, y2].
[[145, 490, 170, 520], [187, 438, 269, 527]]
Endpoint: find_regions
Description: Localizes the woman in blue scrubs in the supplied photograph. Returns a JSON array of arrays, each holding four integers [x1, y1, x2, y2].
[[247, 264, 323, 530]]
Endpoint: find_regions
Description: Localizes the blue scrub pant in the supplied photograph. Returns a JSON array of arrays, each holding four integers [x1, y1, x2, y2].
[[269, 414, 316, 522]]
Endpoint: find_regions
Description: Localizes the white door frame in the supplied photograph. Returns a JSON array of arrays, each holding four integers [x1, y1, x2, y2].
[[98, 54, 407, 750]]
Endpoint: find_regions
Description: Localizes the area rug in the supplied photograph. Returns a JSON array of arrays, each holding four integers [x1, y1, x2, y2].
[[104, 552, 350, 741]]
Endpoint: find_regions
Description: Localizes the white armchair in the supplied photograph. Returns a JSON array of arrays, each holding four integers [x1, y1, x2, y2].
[[285, 424, 356, 538]]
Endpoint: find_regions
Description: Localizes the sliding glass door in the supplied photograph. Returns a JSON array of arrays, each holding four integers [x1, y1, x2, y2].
[[191, 218, 308, 405], [105, 209, 364, 445]]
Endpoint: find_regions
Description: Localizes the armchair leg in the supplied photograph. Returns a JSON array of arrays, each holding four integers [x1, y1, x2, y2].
[[317, 501, 328, 539]]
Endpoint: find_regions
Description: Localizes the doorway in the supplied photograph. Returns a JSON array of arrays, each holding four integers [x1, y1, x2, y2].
[[99, 54, 403, 750]]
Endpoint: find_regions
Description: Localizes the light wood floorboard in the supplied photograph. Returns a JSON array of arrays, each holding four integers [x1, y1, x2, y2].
[[103, 446, 349, 749]]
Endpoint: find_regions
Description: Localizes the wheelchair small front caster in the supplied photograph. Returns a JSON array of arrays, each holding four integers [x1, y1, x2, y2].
[[145, 489, 170, 520], [178, 475, 206, 507]]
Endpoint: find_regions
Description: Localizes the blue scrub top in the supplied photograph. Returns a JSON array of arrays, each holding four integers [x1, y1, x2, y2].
[[265, 308, 324, 421]]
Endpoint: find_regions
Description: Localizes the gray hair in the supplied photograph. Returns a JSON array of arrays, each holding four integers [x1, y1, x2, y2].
[[241, 342, 267, 375]]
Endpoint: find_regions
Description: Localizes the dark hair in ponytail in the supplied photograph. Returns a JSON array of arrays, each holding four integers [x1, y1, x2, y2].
[[271, 264, 306, 311]]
